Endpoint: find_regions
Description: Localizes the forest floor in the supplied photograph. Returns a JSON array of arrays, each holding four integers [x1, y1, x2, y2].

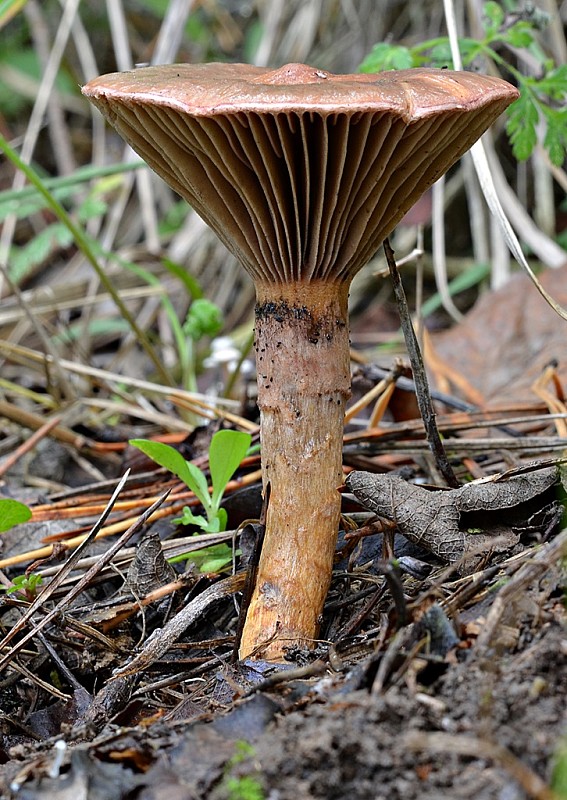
[[0, 268, 566, 800]]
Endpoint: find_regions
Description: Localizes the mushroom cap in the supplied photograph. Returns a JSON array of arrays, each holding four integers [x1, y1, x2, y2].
[[83, 62, 519, 284]]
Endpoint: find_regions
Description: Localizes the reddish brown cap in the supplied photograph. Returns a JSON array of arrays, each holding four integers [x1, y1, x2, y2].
[[83, 62, 518, 284]]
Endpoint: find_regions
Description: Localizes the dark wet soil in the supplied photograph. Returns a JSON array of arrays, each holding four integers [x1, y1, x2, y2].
[[1, 547, 565, 800]]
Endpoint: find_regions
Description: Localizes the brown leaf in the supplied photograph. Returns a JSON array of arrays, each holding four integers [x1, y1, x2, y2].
[[431, 266, 567, 403]]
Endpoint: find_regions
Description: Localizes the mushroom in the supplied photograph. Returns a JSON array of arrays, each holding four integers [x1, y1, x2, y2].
[[82, 63, 518, 660]]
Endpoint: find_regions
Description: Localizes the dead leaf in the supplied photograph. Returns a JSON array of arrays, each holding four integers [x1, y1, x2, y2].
[[431, 266, 567, 403]]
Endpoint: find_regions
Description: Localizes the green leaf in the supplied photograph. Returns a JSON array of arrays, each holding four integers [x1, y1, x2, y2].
[[243, 19, 264, 63], [1, 48, 78, 100], [427, 42, 454, 67], [184, 461, 212, 512], [77, 195, 108, 222], [424, 38, 483, 68], [173, 506, 209, 529], [132, 0, 168, 17], [209, 430, 252, 511], [183, 298, 223, 341], [543, 107, 567, 167], [504, 22, 535, 50], [359, 43, 414, 73], [506, 92, 539, 161], [174, 543, 235, 573], [4, 572, 42, 597], [53, 318, 130, 345], [128, 439, 210, 509], [457, 38, 485, 65], [10, 222, 74, 282], [0, 498, 32, 533], [482, 1, 504, 37], [532, 64, 567, 101], [224, 776, 264, 800], [175, 508, 227, 533], [212, 508, 228, 532]]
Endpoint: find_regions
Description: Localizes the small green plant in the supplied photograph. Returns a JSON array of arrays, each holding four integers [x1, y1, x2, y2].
[[218, 741, 265, 800], [183, 297, 223, 342], [182, 296, 224, 394], [0, 498, 32, 533], [130, 429, 251, 571], [223, 775, 265, 800], [131, 428, 251, 533], [1, 571, 43, 602], [551, 736, 567, 799], [360, 1, 567, 166]]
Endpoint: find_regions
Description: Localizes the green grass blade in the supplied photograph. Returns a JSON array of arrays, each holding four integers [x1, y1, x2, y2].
[[0, 0, 27, 29], [0, 134, 173, 385]]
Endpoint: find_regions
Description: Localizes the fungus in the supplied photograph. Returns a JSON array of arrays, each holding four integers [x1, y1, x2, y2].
[[82, 63, 518, 660]]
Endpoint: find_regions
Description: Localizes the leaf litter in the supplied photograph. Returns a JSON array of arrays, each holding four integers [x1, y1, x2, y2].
[[0, 266, 566, 800]]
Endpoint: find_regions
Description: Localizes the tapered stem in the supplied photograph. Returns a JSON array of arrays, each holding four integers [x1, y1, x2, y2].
[[239, 280, 351, 660]]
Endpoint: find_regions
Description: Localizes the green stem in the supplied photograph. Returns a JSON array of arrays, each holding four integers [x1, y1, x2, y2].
[[105, 250, 193, 390], [0, 160, 142, 206]]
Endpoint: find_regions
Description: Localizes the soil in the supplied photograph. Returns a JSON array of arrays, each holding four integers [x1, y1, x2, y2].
[[0, 514, 565, 800]]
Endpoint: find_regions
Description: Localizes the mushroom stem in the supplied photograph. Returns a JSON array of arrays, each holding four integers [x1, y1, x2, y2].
[[239, 280, 351, 660]]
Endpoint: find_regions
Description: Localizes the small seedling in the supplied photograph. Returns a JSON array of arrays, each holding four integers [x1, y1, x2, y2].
[[0, 501, 39, 599], [219, 741, 265, 800], [1, 572, 43, 602], [183, 297, 223, 342], [131, 429, 251, 533], [130, 429, 252, 571], [181, 296, 224, 396]]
